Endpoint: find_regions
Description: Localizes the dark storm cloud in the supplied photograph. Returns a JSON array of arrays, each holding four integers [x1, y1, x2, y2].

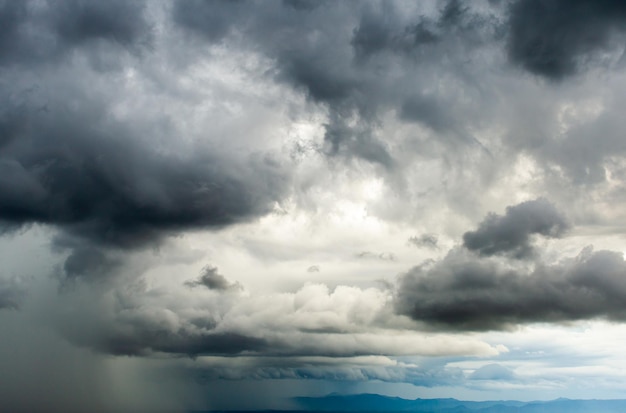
[[0, 0, 151, 65], [507, 0, 626, 79], [0, 92, 287, 252], [0, 0, 168, 278], [396, 245, 626, 331], [186, 266, 241, 291], [462, 198, 569, 258]]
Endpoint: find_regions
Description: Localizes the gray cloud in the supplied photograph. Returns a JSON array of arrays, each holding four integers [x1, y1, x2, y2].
[[462, 198, 569, 258], [184, 356, 465, 387], [0, 1, 27, 64], [52, 0, 151, 48], [0, 277, 24, 310], [186, 265, 242, 292], [53, 285, 268, 357], [172, 0, 246, 43], [396, 245, 626, 331], [507, 0, 626, 79], [59, 244, 122, 280], [0, 0, 151, 66], [408, 234, 439, 249], [101, 330, 267, 357], [172, 0, 503, 169], [352, 0, 498, 60], [400, 95, 453, 133], [356, 251, 396, 261]]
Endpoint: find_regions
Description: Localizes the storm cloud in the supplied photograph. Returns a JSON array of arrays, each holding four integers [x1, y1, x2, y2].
[[171, 0, 503, 168], [0, 102, 286, 248], [0, 1, 291, 282], [462, 198, 569, 258], [507, 0, 626, 79], [397, 246, 626, 330], [397, 200, 626, 331]]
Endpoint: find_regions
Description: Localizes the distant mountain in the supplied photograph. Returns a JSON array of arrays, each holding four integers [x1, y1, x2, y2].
[[291, 393, 626, 413]]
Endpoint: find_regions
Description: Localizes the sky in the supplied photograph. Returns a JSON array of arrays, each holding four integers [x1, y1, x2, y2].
[[3, 0, 626, 411]]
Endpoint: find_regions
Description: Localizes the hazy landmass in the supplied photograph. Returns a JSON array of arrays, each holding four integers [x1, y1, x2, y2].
[[194, 393, 626, 413]]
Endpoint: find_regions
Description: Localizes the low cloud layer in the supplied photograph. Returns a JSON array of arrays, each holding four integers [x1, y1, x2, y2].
[[53, 279, 500, 358]]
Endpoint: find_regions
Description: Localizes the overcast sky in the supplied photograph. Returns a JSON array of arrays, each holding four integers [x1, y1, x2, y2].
[[3, 0, 626, 411]]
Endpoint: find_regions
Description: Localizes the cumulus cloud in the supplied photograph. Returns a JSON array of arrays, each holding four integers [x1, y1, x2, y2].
[[462, 198, 569, 259]]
